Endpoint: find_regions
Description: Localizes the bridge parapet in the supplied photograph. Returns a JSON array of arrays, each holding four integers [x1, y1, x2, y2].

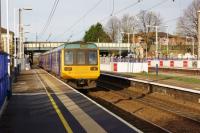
[[24, 42, 132, 52]]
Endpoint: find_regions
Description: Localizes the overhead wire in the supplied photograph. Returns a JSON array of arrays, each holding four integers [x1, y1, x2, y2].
[[56, 0, 174, 41], [71, 0, 169, 40], [39, 0, 60, 39], [53, 0, 104, 40], [69, 0, 142, 41], [111, 0, 115, 16], [99, 0, 142, 23], [56, 0, 144, 41], [144, 0, 170, 12], [67, 0, 142, 41], [164, 17, 180, 23], [114, 0, 142, 15]]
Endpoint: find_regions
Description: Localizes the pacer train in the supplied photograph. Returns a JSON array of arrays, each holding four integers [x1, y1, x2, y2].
[[39, 43, 100, 89]]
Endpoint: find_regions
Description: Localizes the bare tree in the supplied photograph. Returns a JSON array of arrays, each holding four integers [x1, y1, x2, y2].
[[105, 16, 121, 43], [137, 10, 163, 50], [120, 14, 138, 43], [120, 14, 138, 33], [177, 0, 200, 39], [137, 10, 162, 33]]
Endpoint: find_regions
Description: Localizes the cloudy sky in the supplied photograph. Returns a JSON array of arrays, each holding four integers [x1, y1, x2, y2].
[[1, 0, 193, 41]]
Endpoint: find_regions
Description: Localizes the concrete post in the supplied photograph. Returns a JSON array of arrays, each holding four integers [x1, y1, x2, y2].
[[155, 26, 158, 59], [192, 37, 194, 57], [14, 8, 17, 68], [6, 0, 10, 75], [128, 33, 130, 53], [198, 11, 200, 60], [166, 27, 169, 58], [19, 9, 22, 59], [132, 33, 135, 53]]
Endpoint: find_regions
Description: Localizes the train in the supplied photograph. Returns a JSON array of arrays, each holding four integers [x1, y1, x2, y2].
[[38, 42, 100, 89]]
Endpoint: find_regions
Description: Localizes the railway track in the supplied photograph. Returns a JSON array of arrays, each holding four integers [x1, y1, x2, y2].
[[84, 75, 200, 133], [98, 80, 200, 122], [45, 70, 200, 132], [88, 93, 171, 133]]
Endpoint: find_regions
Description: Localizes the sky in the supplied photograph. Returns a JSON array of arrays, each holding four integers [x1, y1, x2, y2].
[[1, 0, 194, 42]]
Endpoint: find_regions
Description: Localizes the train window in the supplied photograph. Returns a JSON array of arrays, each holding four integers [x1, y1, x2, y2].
[[65, 51, 73, 65], [77, 51, 85, 64], [88, 51, 97, 65]]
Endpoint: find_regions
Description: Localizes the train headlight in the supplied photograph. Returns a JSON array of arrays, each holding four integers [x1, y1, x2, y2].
[[90, 67, 98, 71], [64, 67, 72, 71]]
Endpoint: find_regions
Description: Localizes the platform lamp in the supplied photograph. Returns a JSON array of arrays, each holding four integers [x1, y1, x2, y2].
[[6, 0, 11, 75], [18, 8, 32, 70]]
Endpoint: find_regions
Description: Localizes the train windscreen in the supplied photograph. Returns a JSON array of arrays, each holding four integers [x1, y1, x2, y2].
[[64, 51, 73, 65], [77, 51, 85, 64], [64, 50, 97, 65], [88, 51, 97, 65]]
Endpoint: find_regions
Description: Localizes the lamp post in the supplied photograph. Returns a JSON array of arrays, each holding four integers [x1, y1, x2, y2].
[[23, 30, 30, 56], [18, 8, 32, 70], [166, 27, 169, 58], [147, 25, 168, 59], [14, 8, 17, 72], [146, 25, 158, 59], [6, 0, 10, 75], [146, 25, 168, 78], [198, 11, 200, 60]]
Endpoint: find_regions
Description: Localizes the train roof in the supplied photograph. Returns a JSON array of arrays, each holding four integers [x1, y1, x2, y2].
[[63, 43, 97, 49], [54, 43, 97, 50], [41, 43, 97, 55]]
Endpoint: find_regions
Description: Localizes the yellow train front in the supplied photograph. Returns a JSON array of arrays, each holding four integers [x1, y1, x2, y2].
[[39, 43, 100, 89]]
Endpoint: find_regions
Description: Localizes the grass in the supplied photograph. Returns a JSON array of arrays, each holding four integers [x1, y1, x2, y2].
[[121, 72, 200, 84]]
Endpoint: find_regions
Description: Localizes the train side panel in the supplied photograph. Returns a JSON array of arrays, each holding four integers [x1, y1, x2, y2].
[[51, 50, 61, 76]]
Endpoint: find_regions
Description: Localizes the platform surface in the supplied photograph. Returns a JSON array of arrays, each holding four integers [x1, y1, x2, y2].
[[0, 69, 140, 133]]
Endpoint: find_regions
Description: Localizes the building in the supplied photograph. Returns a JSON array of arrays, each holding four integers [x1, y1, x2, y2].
[[131, 32, 189, 46], [0, 27, 14, 54], [124, 32, 196, 58]]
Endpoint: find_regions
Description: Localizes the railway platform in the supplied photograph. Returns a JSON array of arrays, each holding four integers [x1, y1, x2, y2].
[[0, 69, 141, 133], [102, 68, 200, 91]]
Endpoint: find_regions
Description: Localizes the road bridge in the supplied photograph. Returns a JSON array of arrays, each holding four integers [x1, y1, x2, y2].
[[24, 42, 131, 53]]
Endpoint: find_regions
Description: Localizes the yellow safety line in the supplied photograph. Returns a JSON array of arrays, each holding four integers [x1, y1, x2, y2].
[[35, 70, 73, 133], [47, 93, 73, 133]]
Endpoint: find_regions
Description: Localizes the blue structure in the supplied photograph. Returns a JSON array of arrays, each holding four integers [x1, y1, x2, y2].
[[0, 52, 11, 110]]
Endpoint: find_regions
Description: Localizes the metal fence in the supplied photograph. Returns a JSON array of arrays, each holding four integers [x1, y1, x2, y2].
[[0, 52, 10, 110], [100, 57, 197, 65], [147, 57, 197, 60], [100, 57, 147, 64]]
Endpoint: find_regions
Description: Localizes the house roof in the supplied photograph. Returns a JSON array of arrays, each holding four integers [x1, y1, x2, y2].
[[1, 27, 14, 34], [135, 32, 174, 38]]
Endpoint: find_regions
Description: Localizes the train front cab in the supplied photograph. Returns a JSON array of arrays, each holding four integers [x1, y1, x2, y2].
[[60, 48, 100, 88]]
